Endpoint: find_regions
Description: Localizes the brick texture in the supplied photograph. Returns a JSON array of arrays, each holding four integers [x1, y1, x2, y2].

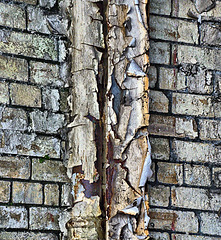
[[0, 0, 220, 238], [148, 0, 221, 238], [0, 0, 70, 236]]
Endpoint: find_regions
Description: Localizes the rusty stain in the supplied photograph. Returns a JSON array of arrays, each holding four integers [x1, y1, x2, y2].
[[171, 189, 176, 203], [166, 30, 181, 39], [199, 99, 208, 104], [30, 144, 40, 151], [106, 166, 115, 218], [47, 212, 55, 222], [73, 166, 84, 174], [107, 134, 114, 164], [10, 212, 21, 221], [16, 145, 29, 152], [173, 47, 178, 76]]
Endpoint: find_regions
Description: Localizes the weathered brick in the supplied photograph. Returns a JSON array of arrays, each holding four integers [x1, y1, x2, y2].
[[172, 0, 194, 18], [215, 72, 221, 94], [149, 115, 176, 136], [184, 164, 211, 186], [188, 70, 213, 94], [172, 93, 213, 117], [30, 61, 63, 87], [30, 207, 61, 230], [0, 3, 26, 29], [39, 0, 56, 8], [0, 82, 9, 104], [173, 44, 221, 71], [0, 156, 30, 179], [158, 162, 183, 185], [149, 90, 169, 113], [172, 0, 221, 19], [213, 167, 221, 187], [172, 140, 221, 164], [160, 65, 213, 94], [172, 234, 219, 240], [149, 115, 197, 138], [179, 64, 213, 94], [148, 185, 170, 207], [150, 137, 170, 160], [175, 117, 198, 139], [0, 130, 60, 158], [171, 187, 221, 211], [149, 0, 171, 15], [63, 219, 100, 240], [61, 183, 72, 206], [0, 30, 57, 61], [148, 66, 157, 89], [16, 0, 37, 5], [214, 101, 221, 118], [13, 182, 42, 204], [0, 107, 28, 131], [28, 7, 66, 35], [0, 55, 28, 81], [0, 232, 58, 240], [201, 23, 221, 47], [150, 41, 170, 65], [0, 206, 28, 229], [149, 232, 170, 240], [30, 110, 64, 134], [27, 7, 50, 34], [60, 89, 69, 112], [10, 83, 41, 108], [199, 119, 221, 140], [44, 184, 59, 206], [42, 88, 60, 112], [32, 159, 68, 182], [0, 181, 10, 203], [149, 208, 198, 233], [214, 74, 221, 117], [201, 212, 221, 235], [159, 67, 186, 91], [150, 16, 198, 44], [192, 0, 215, 14]]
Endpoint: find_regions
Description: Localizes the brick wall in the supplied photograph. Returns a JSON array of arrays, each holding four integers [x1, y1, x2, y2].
[[0, 0, 71, 239], [148, 0, 221, 239], [0, 0, 220, 239]]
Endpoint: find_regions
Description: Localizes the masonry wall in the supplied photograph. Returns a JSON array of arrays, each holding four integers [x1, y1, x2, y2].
[[0, 0, 71, 238], [0, 0, 221, 239], [148, 0, 221, 239]]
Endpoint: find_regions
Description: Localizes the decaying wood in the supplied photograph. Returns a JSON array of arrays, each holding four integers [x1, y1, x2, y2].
[[106, 0, 151, 239], [59, 1, 105, 239], [61, 0, 151, 239]]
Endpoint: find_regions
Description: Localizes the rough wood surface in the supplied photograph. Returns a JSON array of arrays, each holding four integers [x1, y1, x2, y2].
[[105, 0, 151, 239], [63, 0, 151, 239]]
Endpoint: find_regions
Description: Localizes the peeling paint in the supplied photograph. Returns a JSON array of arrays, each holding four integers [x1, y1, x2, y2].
[[61, 0, 151, 239], [106, 0, 151, 239]]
